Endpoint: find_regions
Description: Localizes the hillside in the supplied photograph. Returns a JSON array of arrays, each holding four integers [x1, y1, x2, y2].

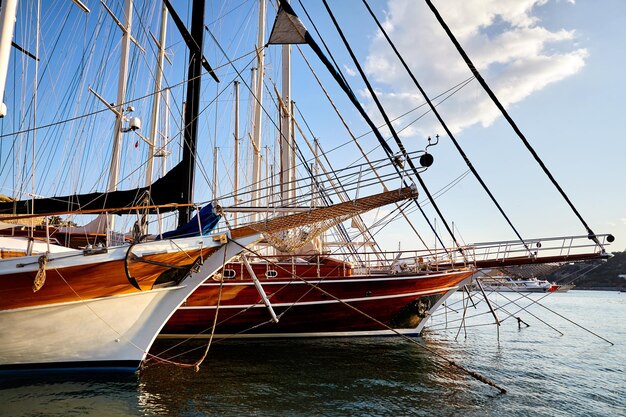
[[547, 251, 626, 290]]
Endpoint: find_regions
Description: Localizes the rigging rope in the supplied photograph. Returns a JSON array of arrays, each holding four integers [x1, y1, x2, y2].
[[32, 252, 48, 292], [294, 0, 449, 255], [423, 0, 602, 248], [320, 0, 465, 258], [230, 238, 505, 394], [361, 0, 533, 257]]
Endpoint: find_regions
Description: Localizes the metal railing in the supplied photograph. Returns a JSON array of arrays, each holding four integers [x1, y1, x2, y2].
[[235, 234, 611, 277]]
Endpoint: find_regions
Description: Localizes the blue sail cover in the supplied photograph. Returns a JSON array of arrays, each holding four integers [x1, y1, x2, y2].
[[158, 203, 221, 240]]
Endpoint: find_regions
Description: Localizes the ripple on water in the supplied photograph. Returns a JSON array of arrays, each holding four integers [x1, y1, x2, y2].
[[1, 291, 624, 416]]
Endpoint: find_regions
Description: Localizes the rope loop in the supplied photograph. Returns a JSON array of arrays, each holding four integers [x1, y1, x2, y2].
[[32, 252, 49, 292]]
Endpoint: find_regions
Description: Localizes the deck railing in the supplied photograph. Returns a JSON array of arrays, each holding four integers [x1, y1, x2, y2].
[[236, 234, 611, 276]]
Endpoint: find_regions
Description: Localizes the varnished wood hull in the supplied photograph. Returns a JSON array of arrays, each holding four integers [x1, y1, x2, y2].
[[0, 233, 260, 371], [0, 237, 219, 311], [161, 269, 474, 338]]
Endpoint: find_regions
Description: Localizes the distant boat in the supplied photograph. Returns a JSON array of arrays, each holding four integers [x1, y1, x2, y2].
[[554, 283, 575, 292], [474, 276, 559, 293]]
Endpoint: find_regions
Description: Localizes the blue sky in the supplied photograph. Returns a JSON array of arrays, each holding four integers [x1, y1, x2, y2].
[[286, 0, 626, 253], [0, 0, 623, 253]]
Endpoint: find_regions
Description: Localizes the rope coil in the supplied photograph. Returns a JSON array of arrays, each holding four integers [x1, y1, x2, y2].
[[32, 252, 49, 292]]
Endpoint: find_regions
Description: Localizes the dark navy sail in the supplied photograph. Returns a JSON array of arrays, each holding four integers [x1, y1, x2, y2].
[[0, 160, 187, 216]]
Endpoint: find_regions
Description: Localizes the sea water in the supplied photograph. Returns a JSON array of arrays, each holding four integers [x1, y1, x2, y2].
[[1, 291, 624, 416]]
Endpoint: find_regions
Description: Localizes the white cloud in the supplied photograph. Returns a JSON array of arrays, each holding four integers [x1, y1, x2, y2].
[[363, 0, 586, 135], [343, 64, 357, 77]]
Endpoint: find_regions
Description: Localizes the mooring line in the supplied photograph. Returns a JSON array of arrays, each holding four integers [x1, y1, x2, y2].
[[473, 270, 614, 345], [491, 296, 563, 336], [514, 291, 614, 346], [230, 240, 507, 394]]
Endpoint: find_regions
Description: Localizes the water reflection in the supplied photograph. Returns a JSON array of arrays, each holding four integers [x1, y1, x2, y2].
[[1, 292, 623, 416], [0, 372, 139, 417], [137, 337, 492, 416]]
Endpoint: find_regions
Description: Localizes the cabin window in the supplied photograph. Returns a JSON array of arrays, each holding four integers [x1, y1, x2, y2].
[[223, 269, 237, 279], [265, 270, 278, 278]]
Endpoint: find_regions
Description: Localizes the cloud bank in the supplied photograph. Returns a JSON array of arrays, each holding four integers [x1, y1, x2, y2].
[[363, 0, 587, 135]]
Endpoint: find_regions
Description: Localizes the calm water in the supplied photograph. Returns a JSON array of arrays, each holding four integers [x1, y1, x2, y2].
[[1, 291, 624, 416]]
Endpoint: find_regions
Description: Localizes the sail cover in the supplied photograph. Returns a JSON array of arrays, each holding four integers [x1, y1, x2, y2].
[[0, 160, 188, 216], [268, 2, 308, 45], [158, 203, 220, 240]]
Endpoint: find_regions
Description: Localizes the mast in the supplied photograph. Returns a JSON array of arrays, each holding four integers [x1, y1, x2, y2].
[[250, 0, 266, 217], [0, 0, 18, 118], [289, 99, 296, 202], [107, 0, 133, 193], [105, 0, 133, 246], [146, 2, 168, 187], [162, 87, 170, 177], [31, 0, 41, 231], [280, 23, 292, 206], [178, 0, 206, 227], [233, 80, 240, 226], [212, 146, 219, 199]]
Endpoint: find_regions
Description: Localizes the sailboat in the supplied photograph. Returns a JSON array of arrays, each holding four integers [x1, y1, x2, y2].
[[0, 0, 417, 371], [160, 0, 612, 341], [0, 0, 262, 372], [159, 0, 475, 340]]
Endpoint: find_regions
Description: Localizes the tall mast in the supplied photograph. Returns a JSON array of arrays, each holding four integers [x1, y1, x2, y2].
[[250, 0, 266, 216], [104, 0, 133, 245], [107, 0, 133, 192], [280, 23, 292, 206], [290, 99, 296, 202], [162, 87, 170, 177], [178, 0, 206, 226], [0, 0, 18, 118], [146, 2, 168, 187], [233, 80, 240, 226]]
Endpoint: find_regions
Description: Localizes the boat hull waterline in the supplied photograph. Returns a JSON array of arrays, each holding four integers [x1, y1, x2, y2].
[[161, 269, 475, 338]]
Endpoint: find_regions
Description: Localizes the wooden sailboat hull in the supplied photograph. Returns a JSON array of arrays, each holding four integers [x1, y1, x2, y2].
[[0, 233, 259, 371], [161, 269, 474, 338], [0, 237, 221, 310]]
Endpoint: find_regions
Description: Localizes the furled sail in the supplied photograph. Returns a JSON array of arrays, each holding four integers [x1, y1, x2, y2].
[[0, 160, 188, 216]]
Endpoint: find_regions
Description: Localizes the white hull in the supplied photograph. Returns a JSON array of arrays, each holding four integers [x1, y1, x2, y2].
[[0, 234, 258, 371], [474, 276, 556, 293], [480, 287, 550, 293]]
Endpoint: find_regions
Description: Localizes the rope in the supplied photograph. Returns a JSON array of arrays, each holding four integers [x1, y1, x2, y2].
[[54, 268, 149, 355], [32, 252, 49, 292], [512, 290, 614, 345], [472, 270, 564, 336], [230, 239, 506, 394], [293, 0, 450, 254], [0, 49, 258, 140], [191, 243, 229, 371], [320, 0, 463, 257], [423, 0, 602, 248], [361, 0, 533, 257], [145, 210, 234, 370]]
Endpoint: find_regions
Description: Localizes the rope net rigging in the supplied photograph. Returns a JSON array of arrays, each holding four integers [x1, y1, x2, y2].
[[231, 186, 417, 252]]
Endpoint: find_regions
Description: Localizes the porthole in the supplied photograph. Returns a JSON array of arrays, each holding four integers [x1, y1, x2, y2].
[[265, 270, 278, 278], [223, 269, 236, 279]]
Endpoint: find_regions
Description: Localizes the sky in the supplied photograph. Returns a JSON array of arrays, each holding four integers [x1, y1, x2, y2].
[[286, 0, 626, 253], [0, 0, 624, 254]]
